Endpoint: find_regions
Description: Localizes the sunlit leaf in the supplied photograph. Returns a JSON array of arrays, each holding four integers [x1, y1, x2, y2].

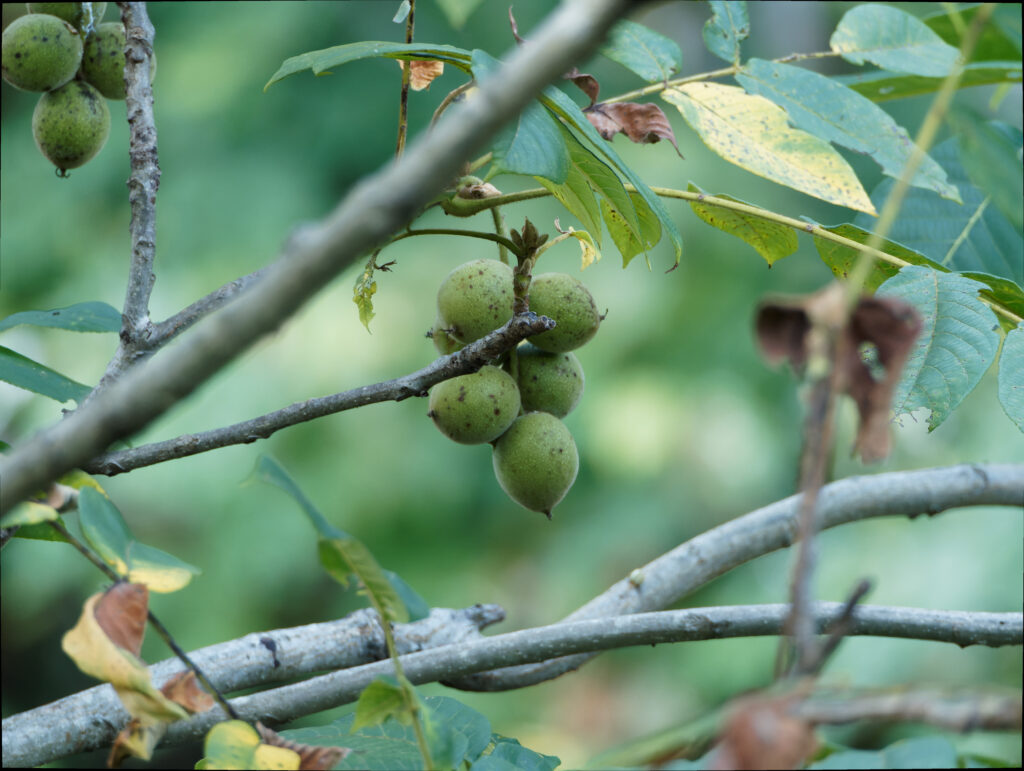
[[830, 4, 960, 77], [599, 19, 682, 82], [702, 0, 749, 65], [998, 325, 1024, 432], [265, 42, 471, 90], [664, 83, 875, 214], [876, 266, 1001, 430], [603, 193, 661, 268], [687, 183, 797, 266], [0, 345, 91, 404], [737, 59, 959, 202], [0, 301, 121, 333]]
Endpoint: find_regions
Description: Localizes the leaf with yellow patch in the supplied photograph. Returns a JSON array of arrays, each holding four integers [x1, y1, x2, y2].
[[664, 82, 876, 214], [687, 183, 798, 266]]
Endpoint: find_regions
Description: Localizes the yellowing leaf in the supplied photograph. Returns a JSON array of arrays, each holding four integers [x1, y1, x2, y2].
[[566, 228, 600, 270], [664, 82, 876, 214], [200, 721, 300, 770], [397, 59, 444, 90]]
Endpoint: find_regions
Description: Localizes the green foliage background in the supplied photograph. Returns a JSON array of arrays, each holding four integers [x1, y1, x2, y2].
[[1, 2, 1021, 767]]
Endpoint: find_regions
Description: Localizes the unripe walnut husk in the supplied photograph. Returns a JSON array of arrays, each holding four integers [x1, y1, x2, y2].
[[32, 79, 110, 172], [492, 412, 579, 517], [27, 3, 106, 30], [430, 315, 463, 356], [527, 273, 600, 353], [428, 365, 521, 445], [436, 259, 514, 344], [82, 21, 152, 99], [1, 13, 82, 92], [515, 343, 584, 418]]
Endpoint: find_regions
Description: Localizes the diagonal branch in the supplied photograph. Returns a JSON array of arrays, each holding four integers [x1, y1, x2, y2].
[[84, 312, 554, 475], [0, 0, 633, 515]]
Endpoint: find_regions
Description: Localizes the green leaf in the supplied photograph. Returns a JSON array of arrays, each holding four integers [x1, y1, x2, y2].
[[876, 266, 1001, 430], [541, 86, 684, 264], [602, 193, 662, 267], [702, 1, 749, 65], [11, 519, 72, 542], [265, 41, 472, 91], [687, 183, 797, 265], [830, 4, 960, 77], [599, 19, 682, 82], [473, 737, 560, 771], [78, 487, 133, 574], [950, 109, 1023, 232], [882, 736, 958, 769], [925, 4, 1022, 62], [807, 747, 882, 769], [998, 325, 1024, 432], [961, 272, 1024, 326], [0, 302, 121, 334], [737, 59, 959, 202], [473, 50, 569, 183], [353, 257, 378, 331], [352, 676, 409, 732], [253, 455, 408, 623], [0, 501, 59, 529], [436, 0, 485, 30], [0, 346, 91, 404], [855, 126, 1023, 286], [382, 569, 430, 621], [836, 61, 1023, 102], [535, 130, 604, 246], [663, 83, 875, 214]]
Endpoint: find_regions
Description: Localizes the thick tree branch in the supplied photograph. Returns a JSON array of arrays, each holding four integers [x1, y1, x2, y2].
[[1, 604, 506, 768], [0, 0, 632, 515], [448, 463, 1024, 691], [84, 312, 554, 475]]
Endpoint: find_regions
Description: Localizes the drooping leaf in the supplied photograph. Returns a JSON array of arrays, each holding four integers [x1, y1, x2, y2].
[[876, 266, 1001, 430], [560, 227, 600, 271], [473, 50, 569, 183], [541, 86, 684, 264], [0, 345, 91, 404], [0, 301, 121, 333], [687, 183, 797, 266], [998, 325, 1024, 432], [835, 61, 1023, 102], [602, 193, 662, 267], [584, 101, 681, 155], [702, 1, 750, 65], [535, 139, 604, 246], [855, 126, 1023, 286], [830, 4, 960, 77], [950, 109, 1023, 232], [664, 83, 875, 214], [265, 42, 472, 90], [737, 59, 959, 202], [925, 4, 1022, 62], [353, 257, 378, 332], [599, 19, 682, 82]]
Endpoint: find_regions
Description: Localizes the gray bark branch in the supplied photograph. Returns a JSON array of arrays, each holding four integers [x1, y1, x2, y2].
[[0, 0, 632, 514]]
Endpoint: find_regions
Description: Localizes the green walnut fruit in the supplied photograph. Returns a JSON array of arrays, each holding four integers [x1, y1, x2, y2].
[[1, 13, 82, 92], [82, 21, 145, 99], [27, 3, 106, 30], [492, 412, 579, 517], [527, 273, 600, 353], [430, 315, 463, 356], [436, 259, 514, 343], [32, 79, 110, 172], [514, 343, 584, 418], [428, 365, 521, 445]]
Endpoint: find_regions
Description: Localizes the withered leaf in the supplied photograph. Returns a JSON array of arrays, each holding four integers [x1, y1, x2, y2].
[[565, 66, 600, 105], [713, 695, 817, 771], [755, 286, 921, 463], [397, 59, 444, 91], [256, 722, 351, 770], [161, 671, 215, 714], [584, 102, 682, 156], [94, 582, 148, 657]]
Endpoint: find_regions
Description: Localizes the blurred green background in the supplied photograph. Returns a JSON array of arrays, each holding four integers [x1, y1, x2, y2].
[[2, 2, 1021, 768]]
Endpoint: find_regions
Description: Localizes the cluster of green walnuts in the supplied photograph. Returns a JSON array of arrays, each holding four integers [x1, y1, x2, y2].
[[1, 3, 153, 175], [427, 259, 601, 518]]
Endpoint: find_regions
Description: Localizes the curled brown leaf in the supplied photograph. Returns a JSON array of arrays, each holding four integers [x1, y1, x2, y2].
[[94, 582, 148, 657], [713, 694, 818, 770], [584, 102, 682, 156], [397, 59, 444, 91], [161, 671, 215, 714]]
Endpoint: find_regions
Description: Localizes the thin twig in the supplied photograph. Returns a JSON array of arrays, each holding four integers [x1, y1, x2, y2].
[[805, 578, 873, 676], [84, 312, 554, 475], [394, 0, 415, 159]]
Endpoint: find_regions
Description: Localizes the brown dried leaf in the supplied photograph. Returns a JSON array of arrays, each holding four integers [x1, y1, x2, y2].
[[755, 304, 812, 370], [508, 6, 524, 44], [565, 66, 600, 105], [397, 59, 444, 91], [256, 722, 351, 770], [713, 695, 817, 770], [94, 582, 148, 657], [585, 102, 683, 156], [161, 671, 215, 714]]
